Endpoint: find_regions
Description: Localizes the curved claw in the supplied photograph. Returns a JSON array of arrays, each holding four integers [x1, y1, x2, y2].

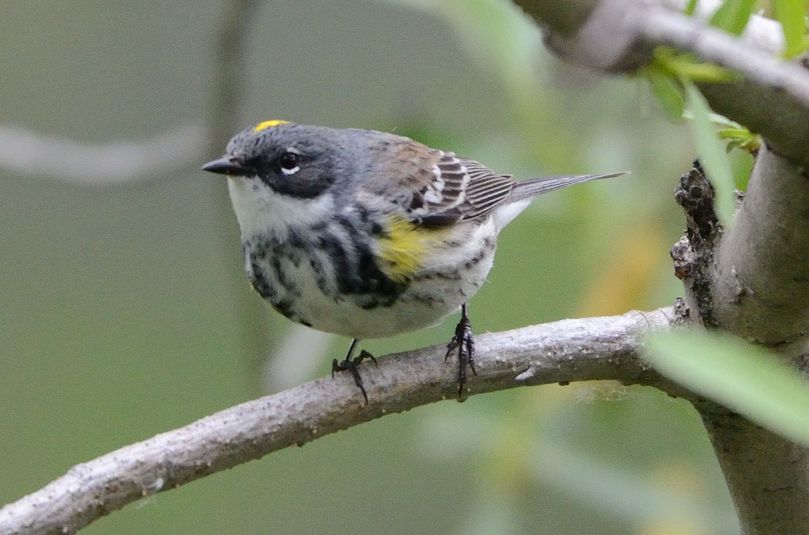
[[446, 304, 476, 401], [331, 340, 373, 404]]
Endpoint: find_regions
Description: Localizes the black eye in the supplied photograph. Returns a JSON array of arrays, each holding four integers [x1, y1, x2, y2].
[[279, 152, 299, 172]]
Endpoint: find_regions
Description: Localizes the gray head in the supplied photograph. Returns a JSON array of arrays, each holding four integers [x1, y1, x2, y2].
[[202, 120, 352, 199]]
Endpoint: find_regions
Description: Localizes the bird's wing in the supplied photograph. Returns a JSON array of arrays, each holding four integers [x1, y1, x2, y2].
[[356, 133, 516, 227], [357, 137, 516, 281], [453, 157, 518, 221], [386, 146, 517, 227]]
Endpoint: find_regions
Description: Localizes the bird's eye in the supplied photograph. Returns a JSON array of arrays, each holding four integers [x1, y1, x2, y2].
[[279, 152, 300, 175]]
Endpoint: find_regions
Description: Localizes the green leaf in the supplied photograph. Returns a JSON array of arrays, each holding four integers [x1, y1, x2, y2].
[[685, 0, 699, 16], [645, 67, 685, 121], [651, 47, 738, 83], [773, 0, 809, 58], [718, 127, 761, 154], [645, 331, 809, 448], [684, 83, 736, 225], [669, 61, 739, 83], [709, 0, 758, 35]]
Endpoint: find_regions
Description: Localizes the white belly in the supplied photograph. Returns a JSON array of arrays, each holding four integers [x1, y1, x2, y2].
[[244, 217, 498, 339], [289, 253, 493, 338]]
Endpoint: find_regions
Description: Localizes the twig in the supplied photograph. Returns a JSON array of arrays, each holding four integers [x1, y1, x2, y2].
[[0, 4, 257, 190], [0, 123, 206, 185], [659, 0, 784, 54], [207, 0, 259, 147], [203, 0, 272, 377], [0, 308, 674, 534], [637, 7, 809, 107]]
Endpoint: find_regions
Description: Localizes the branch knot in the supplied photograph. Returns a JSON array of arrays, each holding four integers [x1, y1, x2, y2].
[[671, 161, 723, 327]]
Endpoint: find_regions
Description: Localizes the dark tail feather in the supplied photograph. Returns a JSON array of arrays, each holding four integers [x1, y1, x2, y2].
[[510, 171, 628, 202]]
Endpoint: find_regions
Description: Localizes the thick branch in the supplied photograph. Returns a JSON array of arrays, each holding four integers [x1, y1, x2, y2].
[[695, 400, 809, 534], [670, 152, 809, 534], [0, 308, 674, 535], [712, 145, 809, 345], [514, 2, 809, 533], [697, 146, 809, 533]]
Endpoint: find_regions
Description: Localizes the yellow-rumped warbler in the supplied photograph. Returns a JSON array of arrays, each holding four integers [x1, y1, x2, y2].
[[203, 120, 624, 401]]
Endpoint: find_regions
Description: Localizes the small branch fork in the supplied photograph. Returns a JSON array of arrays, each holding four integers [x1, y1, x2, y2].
[[0, 308, 674, 534]]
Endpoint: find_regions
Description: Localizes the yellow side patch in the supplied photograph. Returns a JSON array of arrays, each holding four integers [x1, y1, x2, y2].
[[377, 217, 449, 282], [253, 119, 291, 132]]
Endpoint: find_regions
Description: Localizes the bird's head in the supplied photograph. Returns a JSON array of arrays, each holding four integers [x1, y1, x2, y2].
[[205, 121, 360, 239], [202, 120, 347, 200]]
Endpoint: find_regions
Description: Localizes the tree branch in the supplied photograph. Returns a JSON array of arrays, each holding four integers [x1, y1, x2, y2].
[[515, 0, 809, 166], [0, 308, 674, 534], [695, 144, 809, 534], [202, 0, 274, 378], [514, 2, 809, 533], [0, 123, 207, 185], [0, 3, 257, 190], [712, 145, 809, 346], [670, 155, 809, 533]]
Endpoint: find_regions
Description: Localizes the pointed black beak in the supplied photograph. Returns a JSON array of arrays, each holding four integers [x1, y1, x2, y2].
[[201, 157, 250, 176]]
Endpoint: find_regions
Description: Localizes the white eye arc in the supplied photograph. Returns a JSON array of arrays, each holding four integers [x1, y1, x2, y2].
[[279, 148, 301, 176], [281, 164, 300, 176]]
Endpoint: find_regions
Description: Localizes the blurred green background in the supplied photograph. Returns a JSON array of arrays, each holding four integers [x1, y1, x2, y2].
[[1, 1, 742, 533]]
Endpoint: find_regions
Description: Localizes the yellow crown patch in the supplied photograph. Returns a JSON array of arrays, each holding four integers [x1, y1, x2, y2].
[[253, 119, 290, 132]]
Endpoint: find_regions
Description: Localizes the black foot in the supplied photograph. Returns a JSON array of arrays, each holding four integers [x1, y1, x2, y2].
[[446, 304, 476, 401], [332, 339, 377, 403]]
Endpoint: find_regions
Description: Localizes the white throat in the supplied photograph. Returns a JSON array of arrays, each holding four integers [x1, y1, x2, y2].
[[227, 177, 334, 240]]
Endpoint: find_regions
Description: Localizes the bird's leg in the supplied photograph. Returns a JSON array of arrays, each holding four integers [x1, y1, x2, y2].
[[446, 304, 476, 401], [332, 339, 377, 403]]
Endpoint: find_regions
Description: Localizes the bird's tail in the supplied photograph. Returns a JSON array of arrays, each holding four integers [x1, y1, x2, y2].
[[510, 171, 628, 202]]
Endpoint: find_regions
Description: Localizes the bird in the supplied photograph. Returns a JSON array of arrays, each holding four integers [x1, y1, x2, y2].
[[202, 120, 624, 402]]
